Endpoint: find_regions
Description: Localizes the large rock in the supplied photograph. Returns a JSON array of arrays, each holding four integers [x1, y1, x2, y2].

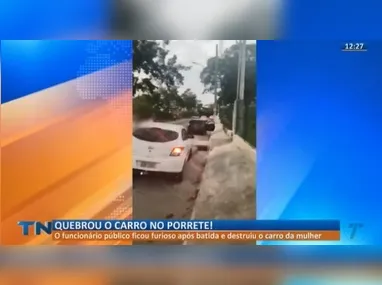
[[192, 135, 256, 220]]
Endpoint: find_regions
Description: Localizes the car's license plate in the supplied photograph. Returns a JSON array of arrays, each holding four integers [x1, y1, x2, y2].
[[137, 161, 156, 168]]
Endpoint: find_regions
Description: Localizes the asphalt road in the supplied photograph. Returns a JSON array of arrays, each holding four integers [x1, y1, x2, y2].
[[133, 149, 207, 220], [133, 119, 209, 243]]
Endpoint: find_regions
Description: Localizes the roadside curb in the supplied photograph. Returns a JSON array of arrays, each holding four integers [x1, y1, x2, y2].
[[183, 127, 231, 245]]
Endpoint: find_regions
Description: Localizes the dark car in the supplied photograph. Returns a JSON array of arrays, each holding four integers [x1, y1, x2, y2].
[[205, 119, 215, 132], [187, 118, 215, 135]]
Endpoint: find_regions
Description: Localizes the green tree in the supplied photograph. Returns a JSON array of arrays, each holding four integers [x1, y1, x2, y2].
[[133, 40, 192, 120], [180, 88, 197, 111], [133, 95, 153, 120], [200, 43, 256, 106], [196, 101, 204, 115], [157, 87, 183, 115], [133, 40, 190, 96]]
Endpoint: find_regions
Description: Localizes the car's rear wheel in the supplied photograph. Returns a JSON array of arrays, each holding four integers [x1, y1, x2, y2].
[[173, 171, 183, 183], [170, 159, 187, 183]]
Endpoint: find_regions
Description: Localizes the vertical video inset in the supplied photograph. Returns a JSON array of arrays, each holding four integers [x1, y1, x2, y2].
[[0, 40, 133, 245], [132, 40, 256, 244]]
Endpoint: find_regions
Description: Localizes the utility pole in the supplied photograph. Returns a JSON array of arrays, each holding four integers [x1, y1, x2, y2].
[[238, 40, 247, 136], [232, 41, 241, 135], [233, 40, 247, 136], [214, 43, 219, 116]]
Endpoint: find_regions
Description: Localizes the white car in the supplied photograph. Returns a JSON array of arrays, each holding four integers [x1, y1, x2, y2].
[[133, 122, 194, 182]]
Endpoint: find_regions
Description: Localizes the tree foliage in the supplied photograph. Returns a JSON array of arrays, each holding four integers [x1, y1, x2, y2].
[[180, 88, 197, 111], [133, 40, 200, 120], [133, 40, 190, 96], [133, 94, 153, 120], [200, 43, 256, 106]]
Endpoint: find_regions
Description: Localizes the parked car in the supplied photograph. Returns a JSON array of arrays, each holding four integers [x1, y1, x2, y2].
[[206, 119, 215, 131], [188, 119, 207, 135], [187, 118, 215, 135], [133, 122, 194, 182]]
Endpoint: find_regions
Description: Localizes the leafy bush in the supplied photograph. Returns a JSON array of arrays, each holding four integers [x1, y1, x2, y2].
[[219, 104, 256, 147]]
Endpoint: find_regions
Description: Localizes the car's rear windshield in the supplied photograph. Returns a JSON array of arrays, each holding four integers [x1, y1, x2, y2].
[[133, 127, 179, 143]]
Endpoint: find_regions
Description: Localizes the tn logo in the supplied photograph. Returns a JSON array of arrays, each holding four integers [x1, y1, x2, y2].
[[348, 223, 363, 239]]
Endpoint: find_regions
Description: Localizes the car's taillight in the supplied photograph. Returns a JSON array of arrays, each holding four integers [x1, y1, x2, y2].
[[170, 147, 184, 156]]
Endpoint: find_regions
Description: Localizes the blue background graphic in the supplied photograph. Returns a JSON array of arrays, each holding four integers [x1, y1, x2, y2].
[[283, 0, 382, 39], [1, 40, 132, 103], [257, 41, 382, 245], [0, 0, 109, 39]]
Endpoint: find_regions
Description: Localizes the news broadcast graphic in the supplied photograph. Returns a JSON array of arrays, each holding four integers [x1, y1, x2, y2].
[[16, 219, 340, 243], [1, 40, 133, 245], [257, 41, 382, 245]]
